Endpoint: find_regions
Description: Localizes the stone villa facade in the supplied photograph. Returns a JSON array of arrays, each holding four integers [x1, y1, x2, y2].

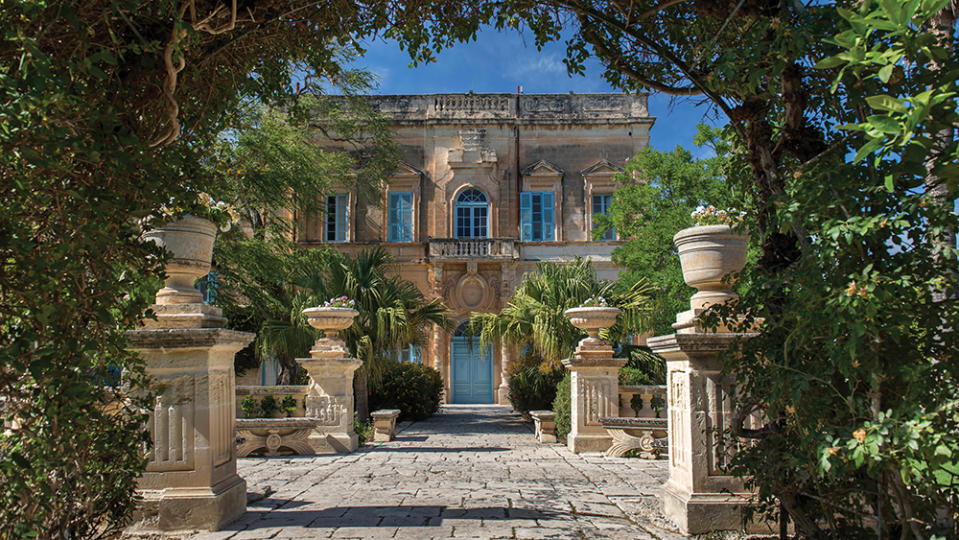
[[297, 93, 654, 404]]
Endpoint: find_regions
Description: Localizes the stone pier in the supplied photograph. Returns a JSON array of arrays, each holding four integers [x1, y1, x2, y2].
[[296, 336, 362, 454], [648, 328, 769, 535], [127, 302, 253, 532], [561, 309, 625, 454]]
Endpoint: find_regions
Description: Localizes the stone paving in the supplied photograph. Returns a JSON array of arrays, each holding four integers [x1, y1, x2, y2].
[[193, 405, 685, 540]]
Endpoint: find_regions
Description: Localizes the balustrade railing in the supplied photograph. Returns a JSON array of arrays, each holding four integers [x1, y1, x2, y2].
[[428, 238, 517, 260]]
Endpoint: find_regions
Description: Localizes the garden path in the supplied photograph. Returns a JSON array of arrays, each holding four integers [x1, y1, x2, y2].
[[191, 405, 684, 540]]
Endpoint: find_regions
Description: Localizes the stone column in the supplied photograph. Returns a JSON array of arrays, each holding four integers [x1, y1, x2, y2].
[[562, 307, 625, 454], [299, 307, 363, 453], [128, 216, 254, 533]]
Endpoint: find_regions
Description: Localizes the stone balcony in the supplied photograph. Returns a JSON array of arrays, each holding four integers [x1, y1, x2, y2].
[[427, 238, 517, 261]]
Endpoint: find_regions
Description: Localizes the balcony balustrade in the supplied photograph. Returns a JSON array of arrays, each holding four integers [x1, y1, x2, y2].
[[428, 238, 517, 260]]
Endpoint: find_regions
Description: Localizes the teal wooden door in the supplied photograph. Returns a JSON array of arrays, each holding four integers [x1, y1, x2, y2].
[[450, 337, 494, 404]]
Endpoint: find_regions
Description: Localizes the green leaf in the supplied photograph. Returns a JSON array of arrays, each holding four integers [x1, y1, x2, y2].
[[878, 64, 894, 83], [865, 95, 907, 113], [866, 115, 901, 134], [854, 139, 884, 163], [814, 56, 846, 70]]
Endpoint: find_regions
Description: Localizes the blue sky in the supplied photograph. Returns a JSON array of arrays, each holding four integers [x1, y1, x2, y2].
[[354, 26, 725, 157]]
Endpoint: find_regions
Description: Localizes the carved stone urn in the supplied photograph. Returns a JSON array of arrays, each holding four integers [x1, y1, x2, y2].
[[673, 224, 747, 311], [143, 215, 217, 305], [564, 306, 621, 354], [302, 306, 358, 354]]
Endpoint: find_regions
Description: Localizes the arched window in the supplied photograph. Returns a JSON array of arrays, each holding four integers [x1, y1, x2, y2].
[[454, 188, 489, 239]]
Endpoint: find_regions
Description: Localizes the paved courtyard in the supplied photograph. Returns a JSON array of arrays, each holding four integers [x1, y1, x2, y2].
[[194, 405, 684, 540]]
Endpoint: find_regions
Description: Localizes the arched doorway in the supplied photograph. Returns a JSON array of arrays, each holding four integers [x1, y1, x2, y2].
[[454, 188, 489, 238], [450, 320, 494, 404]]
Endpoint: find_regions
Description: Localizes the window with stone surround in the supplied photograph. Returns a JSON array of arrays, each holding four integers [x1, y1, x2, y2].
[[388, 192, 414, 242], [326, 193, 349, 243], [591, 193, 616, 241], [454, 188, 489, 239], [520, 192, 556, 241]]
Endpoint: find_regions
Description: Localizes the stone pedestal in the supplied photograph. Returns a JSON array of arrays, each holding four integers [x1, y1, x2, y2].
[[371, 409, 401, 442], [128, 323, 253, 533], [561, 334, 625, 453], [648, 329, 772, 535], [296, 336, 362, 453]]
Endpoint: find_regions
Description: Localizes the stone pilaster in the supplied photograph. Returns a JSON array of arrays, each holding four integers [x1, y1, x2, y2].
[[296, 336, 363, 453], [561, 336, 625, 454], [128, 322, 253, 533], [648, 328, 771, 535]]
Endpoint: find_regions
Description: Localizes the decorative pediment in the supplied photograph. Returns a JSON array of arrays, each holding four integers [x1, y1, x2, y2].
[[522, 160, 564, 177], [581, 159, 621, 177], [391, 161, 423, 180]]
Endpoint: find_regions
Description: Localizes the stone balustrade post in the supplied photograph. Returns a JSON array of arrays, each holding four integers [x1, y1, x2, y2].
[[127, 216, 254, 533]]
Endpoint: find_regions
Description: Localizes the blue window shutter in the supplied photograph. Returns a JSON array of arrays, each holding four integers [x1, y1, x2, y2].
[[335, 194, 348, 242], [400, 193, 413, 241], [520, 192, 532, 241], [388, 193, 399, 242], [543, 192, 555, 241], [411, 344, 422, 364]]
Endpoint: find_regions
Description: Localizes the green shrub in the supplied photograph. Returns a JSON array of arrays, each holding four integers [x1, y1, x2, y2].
[[259, 394, 279, 418], [353, 413, 373, 445], [506, 354, 565, 414], [281, 395, 297, 417], [553, 374, 571, 439], [369, 362, 443, 421], [240, 395, 260, 418], [618, 366, 653, 386]]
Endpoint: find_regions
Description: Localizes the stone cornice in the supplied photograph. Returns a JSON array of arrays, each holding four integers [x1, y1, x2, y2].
[[646, 332, 758, 355], [324, 93, 654, 126], [127, 328, 255, 349]]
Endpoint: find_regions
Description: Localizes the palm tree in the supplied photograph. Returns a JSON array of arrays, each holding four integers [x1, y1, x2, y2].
[[258, 246, 452, 417], [468, 257, 656, 370]]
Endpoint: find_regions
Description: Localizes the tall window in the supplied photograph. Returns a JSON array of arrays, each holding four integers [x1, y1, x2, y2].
[[592, 193, 615, 240], [326, 193, 348, 242], [454, 188, 488, 238], [388, 192, 414, 242], [520, 192, 555, 241], [391, 344, 422, 364]]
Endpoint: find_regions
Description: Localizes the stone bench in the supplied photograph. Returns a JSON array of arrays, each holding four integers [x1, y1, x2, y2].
[[371, 409, 401, 442], [599, 416, 668, 459], [530, 410, 557, 443], [235, 417, 321, 457]]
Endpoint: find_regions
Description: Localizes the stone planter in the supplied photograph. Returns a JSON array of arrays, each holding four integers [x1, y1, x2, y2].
[[673, 224, 747, 311], [564, 306, 621, 350], [144, 215, 217, 305], [303, 307, 359, 337]]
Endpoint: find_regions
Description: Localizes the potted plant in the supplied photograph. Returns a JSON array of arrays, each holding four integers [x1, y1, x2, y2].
[[673, 206, 748, 310], [142, 193, 240, 305]]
